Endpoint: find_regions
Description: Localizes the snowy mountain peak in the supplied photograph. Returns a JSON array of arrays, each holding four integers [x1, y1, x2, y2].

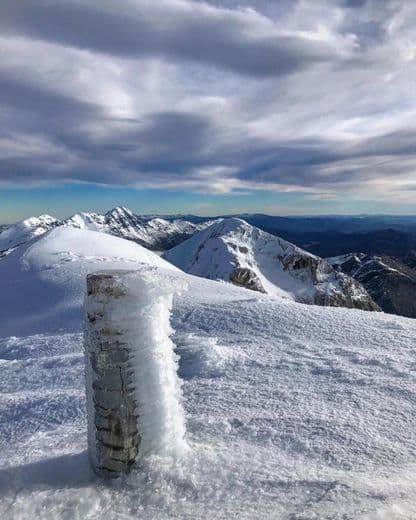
[[164, 219, 379, 311], [0, 213, 61, 255], [205, 217, 302, 254], [1, 207, 216, 256], [203, 217, 258, 238], [64, 212, 105, 230], [21, 214, 58, 228], [105, 206, 135, 219]]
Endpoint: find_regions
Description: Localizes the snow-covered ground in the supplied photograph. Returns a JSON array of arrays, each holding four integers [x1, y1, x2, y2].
[[1, 228, 416, 519]]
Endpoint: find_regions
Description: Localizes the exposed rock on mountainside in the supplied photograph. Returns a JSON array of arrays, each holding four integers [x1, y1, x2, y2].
[[65, 206, 214, 250], [163, 218, 379, 311], [229, 266, 266, 293], [328, 253, 416, 318], [403, 251, 416, 271]]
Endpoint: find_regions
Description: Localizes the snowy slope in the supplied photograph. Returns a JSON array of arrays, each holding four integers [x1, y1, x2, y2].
[[0, 228, 415, 518], [0, 227, 176, 337], [164, 218, 379, 310], [0, 214, 61, 257]]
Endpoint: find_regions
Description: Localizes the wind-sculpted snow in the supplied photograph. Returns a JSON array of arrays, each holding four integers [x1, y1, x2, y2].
[[1, 291, 416, 518], [1, 228, 416, 518]]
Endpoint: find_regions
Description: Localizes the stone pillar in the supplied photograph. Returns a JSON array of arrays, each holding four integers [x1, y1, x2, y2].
[[84, 271, 140, 478]]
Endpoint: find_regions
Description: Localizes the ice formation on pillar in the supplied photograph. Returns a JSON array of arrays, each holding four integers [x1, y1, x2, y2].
[[84, 267, 188, 476], [114, 269, 189, 457]]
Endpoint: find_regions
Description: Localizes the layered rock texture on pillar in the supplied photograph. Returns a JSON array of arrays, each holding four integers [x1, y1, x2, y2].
[[85, 271, 140, 477]]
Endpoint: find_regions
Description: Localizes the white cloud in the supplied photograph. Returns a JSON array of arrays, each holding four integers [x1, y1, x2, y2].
[[0, 0, 414, 207]]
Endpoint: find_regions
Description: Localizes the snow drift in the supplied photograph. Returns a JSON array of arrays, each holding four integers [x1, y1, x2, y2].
[[0, 226, 177, 337], [164, 218, 379, 310]]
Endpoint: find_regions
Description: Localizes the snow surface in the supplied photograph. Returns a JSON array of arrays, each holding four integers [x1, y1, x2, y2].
[[0, 227, 177, 337], [1, 228, 416, 518]]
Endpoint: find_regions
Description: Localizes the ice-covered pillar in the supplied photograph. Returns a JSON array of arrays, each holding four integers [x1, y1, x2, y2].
[[84, 269, 188, 478]]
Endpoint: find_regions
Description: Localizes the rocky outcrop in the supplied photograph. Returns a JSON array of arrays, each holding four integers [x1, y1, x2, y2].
[[280, 253, 333, 283], [314, 272, 381, 311], [230, 267, 266, 293], [280, 253, 380, 310], [329, 253, 416, 318], [85, 272, 140, 477], [403, 251, 416, 271]]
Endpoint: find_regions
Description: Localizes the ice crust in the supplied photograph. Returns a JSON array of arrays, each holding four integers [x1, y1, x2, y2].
[[107, 271, 188, 457]]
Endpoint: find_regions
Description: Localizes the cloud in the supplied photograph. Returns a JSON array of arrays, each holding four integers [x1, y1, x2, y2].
[[0, 0, 415, 207], [0, 0, 346, 77]]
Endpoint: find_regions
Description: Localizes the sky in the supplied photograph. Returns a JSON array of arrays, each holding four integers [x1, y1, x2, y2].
[[0, 0, 415, 223]]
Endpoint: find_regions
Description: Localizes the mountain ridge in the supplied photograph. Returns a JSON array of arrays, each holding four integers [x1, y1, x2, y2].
[[163, 218, 379, 311], [0, 206, 216, 255], [329, 253, 416, 318]]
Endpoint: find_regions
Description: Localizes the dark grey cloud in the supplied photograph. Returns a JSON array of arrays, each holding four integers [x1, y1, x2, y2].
[[229, 129, 416, 191], [1, 69, 414, 195], [0, 71, 217, 185], [0, 76, 100, 125], [0, 0, 415, 204], [343, 0, 367, 7], [338, 0, 401, 48], [0, 0, 343, 78]]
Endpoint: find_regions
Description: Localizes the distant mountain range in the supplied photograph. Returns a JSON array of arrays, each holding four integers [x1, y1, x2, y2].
[[2, 207, 416, 318], [3, 209, 416, 254], [271, 228, 416, 259], [0, 207, 215, 256]]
